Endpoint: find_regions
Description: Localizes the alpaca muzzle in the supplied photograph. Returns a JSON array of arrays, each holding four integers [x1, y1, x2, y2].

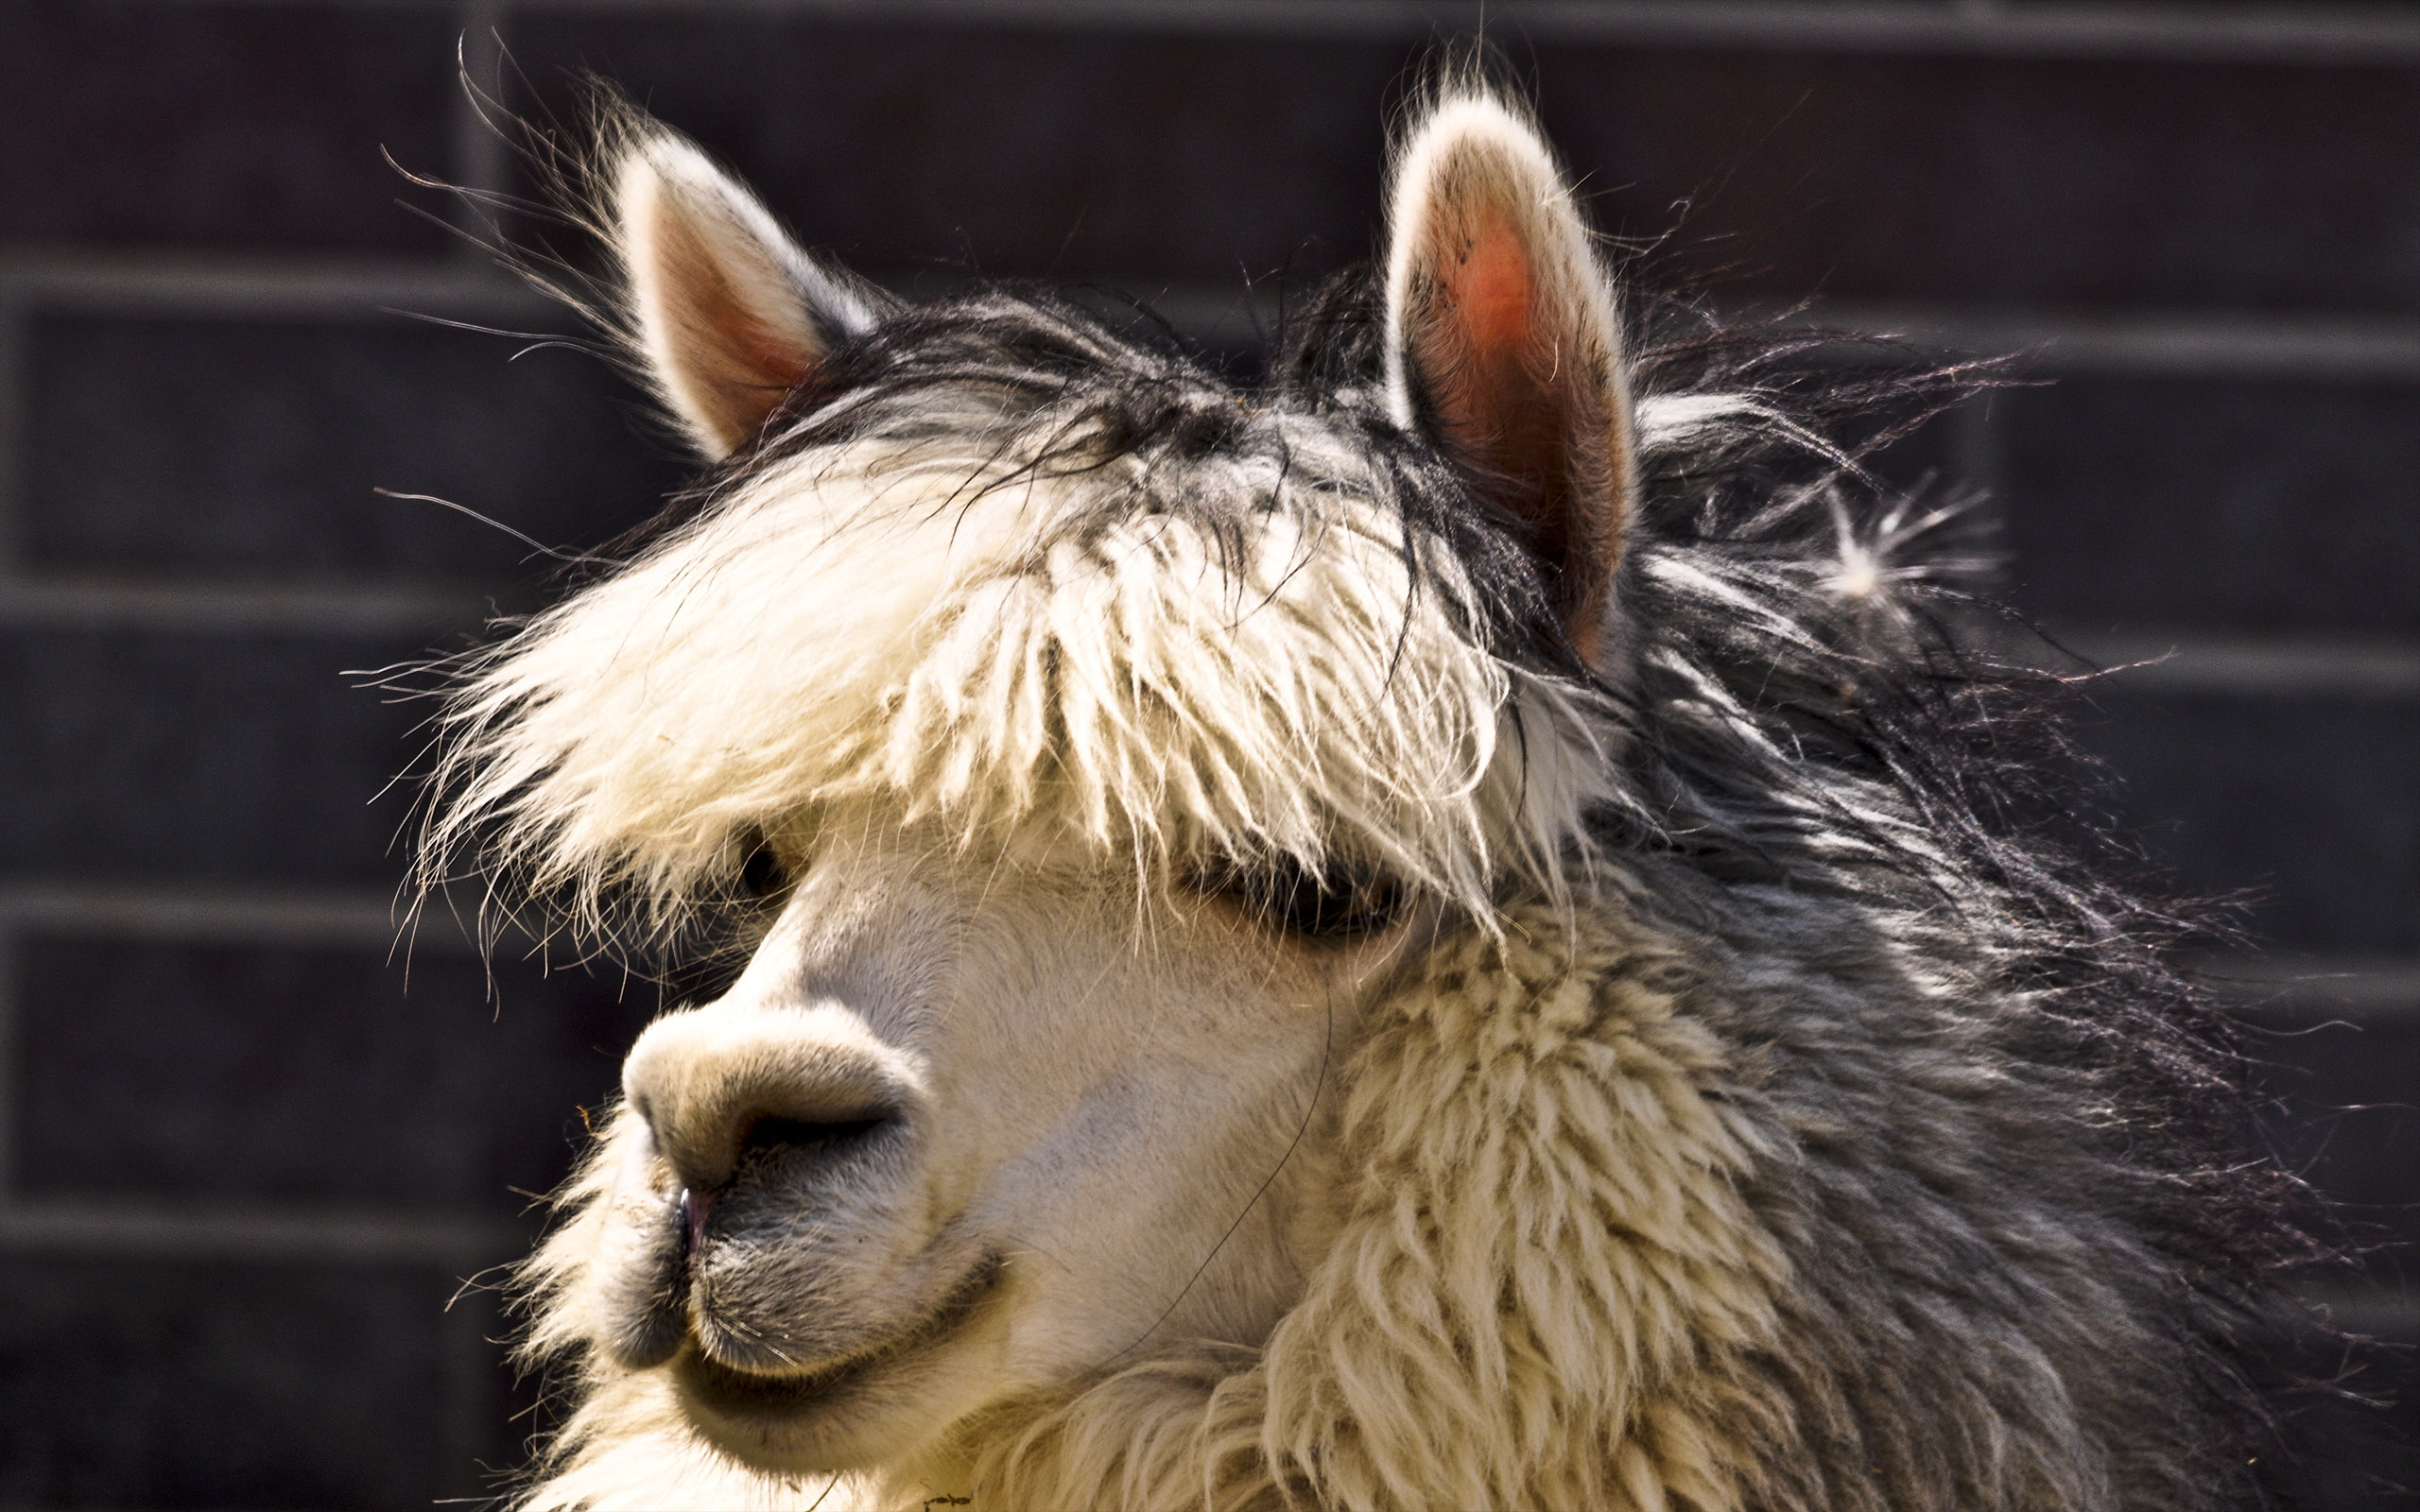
[[620, 1004, 915, 1195], [596, 999, 947, 1382]]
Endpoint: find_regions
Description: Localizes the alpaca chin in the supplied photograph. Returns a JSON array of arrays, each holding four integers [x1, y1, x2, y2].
[[666, 1290, 1014, 1476]]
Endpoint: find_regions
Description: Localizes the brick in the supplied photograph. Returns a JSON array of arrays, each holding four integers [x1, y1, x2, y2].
[[508, 17, 1401, 285], [511, 21, 2420, 310], [2001, 376, 2420, 636], [2253, 1310, 2420, 1507], [2242, 999, 2420, 1273], [14, 936, 654, 1211], [0, 627, 432, 885], [0, 1, 456, 251], [2084, 693, 2420, 954], [24, 315, 691, 586], [0, 1257, 461, 1508], [1531, 48, 2420, 312]]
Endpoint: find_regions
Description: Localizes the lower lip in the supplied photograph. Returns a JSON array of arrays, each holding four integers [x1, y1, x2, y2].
[[674, 1254, 1004, 1419]]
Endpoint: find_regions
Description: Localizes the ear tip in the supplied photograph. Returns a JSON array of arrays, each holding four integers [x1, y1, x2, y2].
[[614, 131, 717, 204], [1385, 90, 1578, 259], [609, 132, 771, 261], [1420, 86, 1535, 132], [1395, 87, 1558, 178]]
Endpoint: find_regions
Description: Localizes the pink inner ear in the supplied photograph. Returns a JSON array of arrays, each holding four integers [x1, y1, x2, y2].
[[654, 205, 816, 450], [1446, 216, 1534, 361], [1414, 206, 1614, 662], [708, 287, 812, 396], [681, 254, 810, 396], [1425, 213, 1538, 450]]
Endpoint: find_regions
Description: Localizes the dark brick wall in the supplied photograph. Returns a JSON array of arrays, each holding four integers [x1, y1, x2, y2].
[[2004, 376, 2420, 636], [0, 1258, 464, 1508], [1, 2, 2411, 1506], [25, 315, 686, 585], [16, 937, 648, 1208], [0, 627, 428, 883], [2092, 694, 2420, 954], [508, 18, 2420, 307], [0, 3, 458, 252]]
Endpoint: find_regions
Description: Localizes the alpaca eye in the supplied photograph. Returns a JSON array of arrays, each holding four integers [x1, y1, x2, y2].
[[1207, 854, 1408, 941], [733, 831, 792, 902]]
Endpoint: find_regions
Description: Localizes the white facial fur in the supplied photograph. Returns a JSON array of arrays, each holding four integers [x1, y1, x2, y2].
[[572, 828, 1428, 1473]]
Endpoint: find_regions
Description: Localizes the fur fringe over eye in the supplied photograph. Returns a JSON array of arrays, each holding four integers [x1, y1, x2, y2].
[[414, 314, 1629, 952]]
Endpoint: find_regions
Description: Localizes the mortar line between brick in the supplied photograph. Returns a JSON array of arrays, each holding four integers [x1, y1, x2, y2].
[[540, 0, 2420, 67], [2292, 1284, 2420, 1338], [0, 883, 482, 952], [1948, 387, 2004, 512], [2036, 631, 2420, 698], [11, 255, 2420, 381], [0, 575, 487, 632], [0, 1200, 519, 1263], [141, 0, 2420, 67], [1793, 301, 2420, 381], [0, 253, 544, 320], [2204, 955, 2420, 1015]]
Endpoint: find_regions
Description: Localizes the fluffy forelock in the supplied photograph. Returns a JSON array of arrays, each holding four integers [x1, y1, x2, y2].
[[422, 294, 1618, 945]]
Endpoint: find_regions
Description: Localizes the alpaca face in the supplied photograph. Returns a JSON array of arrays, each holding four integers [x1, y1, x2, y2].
[[433, 93, 1638, 1480], [413, 81, 2303, 1511], [587, 829, 1425, 1469]]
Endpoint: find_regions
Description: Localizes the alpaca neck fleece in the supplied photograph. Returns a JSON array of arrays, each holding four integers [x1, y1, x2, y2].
[[935, 904, 1797, 1512]]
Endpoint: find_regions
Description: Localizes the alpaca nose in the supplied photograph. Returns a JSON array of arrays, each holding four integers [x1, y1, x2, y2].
[[621, 1005, 914, 1193]]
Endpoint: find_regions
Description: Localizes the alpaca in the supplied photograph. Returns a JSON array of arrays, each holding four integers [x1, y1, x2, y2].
[[420, 80, 2306, 1511]]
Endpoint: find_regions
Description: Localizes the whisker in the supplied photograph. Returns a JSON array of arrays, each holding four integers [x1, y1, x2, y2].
[[372, 487, 611, 565]]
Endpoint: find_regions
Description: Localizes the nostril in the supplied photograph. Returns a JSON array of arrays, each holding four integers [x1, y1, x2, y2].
[[735, 1112, 891, 1166]]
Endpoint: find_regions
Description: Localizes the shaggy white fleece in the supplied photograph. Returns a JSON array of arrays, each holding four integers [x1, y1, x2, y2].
[[427, 417, 1616, 941]]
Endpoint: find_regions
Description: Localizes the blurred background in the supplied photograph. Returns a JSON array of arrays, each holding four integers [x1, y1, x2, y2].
[[0, 0, 2414, 1505]]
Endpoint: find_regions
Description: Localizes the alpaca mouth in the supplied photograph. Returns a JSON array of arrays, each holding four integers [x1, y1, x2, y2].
[[675, 1253, 1006, 1420]]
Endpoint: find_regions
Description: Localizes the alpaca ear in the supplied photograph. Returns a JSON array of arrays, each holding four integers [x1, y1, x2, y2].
[[614, 132, 884, 458], [1383, 94, 1634, 662]]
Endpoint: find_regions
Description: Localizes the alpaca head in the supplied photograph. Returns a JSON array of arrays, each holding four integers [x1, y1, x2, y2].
[[431, 89, 1640, 1477]]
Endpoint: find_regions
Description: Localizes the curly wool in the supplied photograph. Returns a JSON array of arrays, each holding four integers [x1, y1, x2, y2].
[[960, 903, 1789, 1512]]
